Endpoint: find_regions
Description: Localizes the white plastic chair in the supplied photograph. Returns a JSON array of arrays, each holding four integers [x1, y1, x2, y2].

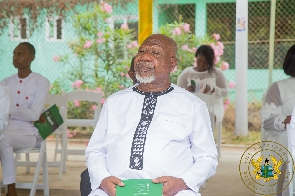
[[64, 91, 102, 157], [0, 140, 49, 196], [194, 93, 222, 160], [21, 94, 67, 180], [45, 93, 67, 179]]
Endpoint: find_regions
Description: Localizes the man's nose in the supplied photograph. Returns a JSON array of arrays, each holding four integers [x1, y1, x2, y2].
[[140, 52, 152, 62]]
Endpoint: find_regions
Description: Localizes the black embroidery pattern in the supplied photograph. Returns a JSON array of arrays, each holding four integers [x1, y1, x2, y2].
[[129, 86, 173, 170]]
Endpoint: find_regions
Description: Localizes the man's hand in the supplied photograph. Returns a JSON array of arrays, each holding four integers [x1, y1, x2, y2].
[[284, 115, 292, 129], [152, 176, 188, 196], [38, 115, 46, 123], [100, 176, 124, 196]]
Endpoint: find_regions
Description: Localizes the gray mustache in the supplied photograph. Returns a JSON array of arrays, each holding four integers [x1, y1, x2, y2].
[[136, 61, 154, 68]]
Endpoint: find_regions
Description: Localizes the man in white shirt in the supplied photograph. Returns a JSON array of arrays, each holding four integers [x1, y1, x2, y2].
[[0, 42, 50, 196], [86, 34, 218, 196], [0, 84, 10, 133]]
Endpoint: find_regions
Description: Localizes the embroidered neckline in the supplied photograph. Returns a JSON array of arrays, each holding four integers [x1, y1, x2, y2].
[[132, 86, 174, 96]]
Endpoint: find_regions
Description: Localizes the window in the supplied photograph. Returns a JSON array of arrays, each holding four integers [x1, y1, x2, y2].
[[10, 16, 29, 41], [109, 15, 138, 59], [45, 17, 64, 42], [110, 15, 138, 40]]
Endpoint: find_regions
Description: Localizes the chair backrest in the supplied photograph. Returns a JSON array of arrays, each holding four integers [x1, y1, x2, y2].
[[65, 91, 102, 122], [194, 93, 215, 129], [46, 93, 67, 121]]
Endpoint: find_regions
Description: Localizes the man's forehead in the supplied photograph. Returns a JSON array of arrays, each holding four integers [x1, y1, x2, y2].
[[142, 39, 165, 48]]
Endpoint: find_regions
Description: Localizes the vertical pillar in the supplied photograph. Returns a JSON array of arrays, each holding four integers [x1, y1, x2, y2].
[[268, 0, 277, 85], [138, 0, 153, 45], [235, 0, 248, 136]]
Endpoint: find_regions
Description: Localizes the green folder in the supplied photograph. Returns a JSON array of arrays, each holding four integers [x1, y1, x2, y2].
[[116, 179, 162, 196], [34, 104, 64, 140]]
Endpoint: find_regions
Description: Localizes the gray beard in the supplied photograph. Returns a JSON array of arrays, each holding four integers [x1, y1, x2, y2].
[[135, 74, 155, 84]]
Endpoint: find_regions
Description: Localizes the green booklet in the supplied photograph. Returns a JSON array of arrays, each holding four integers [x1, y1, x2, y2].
[[116, 179, 162, 196], [34, 104, 64, 140]]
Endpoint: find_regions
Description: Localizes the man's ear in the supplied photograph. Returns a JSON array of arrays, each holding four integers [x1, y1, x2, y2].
[[30, 54, 35, 62], [170, 56, 177, 71]]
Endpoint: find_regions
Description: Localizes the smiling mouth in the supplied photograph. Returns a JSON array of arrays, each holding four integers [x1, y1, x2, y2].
[[137, 61, 154, 73]]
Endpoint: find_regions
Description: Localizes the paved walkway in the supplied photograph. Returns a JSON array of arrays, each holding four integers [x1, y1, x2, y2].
[[0, 141, 255, 196]]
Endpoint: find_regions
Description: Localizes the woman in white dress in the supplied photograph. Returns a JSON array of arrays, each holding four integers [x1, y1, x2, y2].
[[260, 44, 295, 196], [177, 45, 228, 123]]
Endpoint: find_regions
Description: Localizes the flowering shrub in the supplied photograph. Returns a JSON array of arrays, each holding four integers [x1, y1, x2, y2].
[[50, 1, 138, 98], [158, 19, 234, 109]]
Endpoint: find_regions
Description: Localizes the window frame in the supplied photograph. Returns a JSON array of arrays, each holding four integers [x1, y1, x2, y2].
[[9, 15, 29, 41], [45, 16, 64, 42]]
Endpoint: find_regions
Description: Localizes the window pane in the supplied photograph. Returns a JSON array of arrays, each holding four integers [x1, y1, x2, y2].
[[49, 20, 54, 38], [56, 19, 62, 39], [20, 18, 27, 39]]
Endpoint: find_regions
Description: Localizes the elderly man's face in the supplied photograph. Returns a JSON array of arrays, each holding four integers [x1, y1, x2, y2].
[[134, 35, 176, 84]]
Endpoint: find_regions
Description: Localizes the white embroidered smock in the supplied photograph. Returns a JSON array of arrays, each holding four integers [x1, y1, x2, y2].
[[85, 84, 218, 196]]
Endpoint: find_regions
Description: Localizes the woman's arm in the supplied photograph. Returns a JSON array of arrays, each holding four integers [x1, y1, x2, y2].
[[260, 82, 287, 132], [213, 70, 228, 99]]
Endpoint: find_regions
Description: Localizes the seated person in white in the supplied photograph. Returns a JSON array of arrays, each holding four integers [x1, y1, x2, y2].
[[260, 44, 295, 196], [86, 34, 218, 196], [0, 84, 11, 133], [0, 42, 50, 196], [177, 45, 228, 123]]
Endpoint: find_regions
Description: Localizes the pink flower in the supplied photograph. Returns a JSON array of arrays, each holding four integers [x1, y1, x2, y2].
[[228, 81, 236, 89], [126, 73, 130, 78], [96, 87, 102, 92], [192, 47, 197, 53], [121, 23, 129, 30], [74, 53, 78, 57], [73, 130, 77, 136], [217, 41, 224, 50], [171, 66, 177, 73], [214, 56, 220, 64], [120, 72, 125, 77], [220, 61, 229, 71], [223, 98, 230, 110], [74, 100, 80, 107], [105, 18, 110, 23], [71, 83, 75, 89], [100, 1, 112, 13], [67, 130, 73, 138], [84, 40, 93, 49], [74, 80, 84, 89], [91, 105, 98, 111], [182, 23, 190, 32], [101, 98, 105, 104], [97, 32, 103, 37], [97, 38, 105, 44], [181, 44, 189, 51], [172, 27, 182, 35], [213, 33, 220, 41], [118, 84, 124, 89], [53, 56, 61, 62], [127, 41, 138, 48]]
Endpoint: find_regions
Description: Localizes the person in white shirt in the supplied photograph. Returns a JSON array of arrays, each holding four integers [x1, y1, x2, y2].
[[86, 34, 218, 196], [177, 45, 228, 123], [0, 42, 50, 196], [260, 44, 295, 196], [0, 84, 10, 133]]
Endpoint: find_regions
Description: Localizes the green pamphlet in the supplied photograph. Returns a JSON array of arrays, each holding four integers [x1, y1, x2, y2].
[[116, 179, 162, 196], [34, 104, 64, 140]]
